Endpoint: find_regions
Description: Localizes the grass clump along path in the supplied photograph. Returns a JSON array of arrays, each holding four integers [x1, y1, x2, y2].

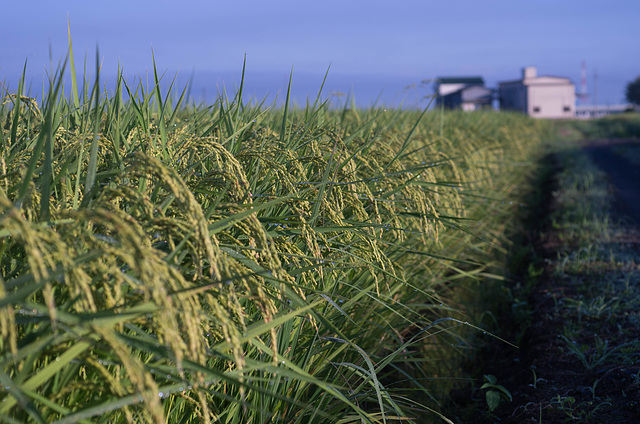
[[0, 56, 546, 423]]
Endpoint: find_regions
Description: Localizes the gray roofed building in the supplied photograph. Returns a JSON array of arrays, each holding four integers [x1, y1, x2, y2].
[[434, 77, 492, 111]]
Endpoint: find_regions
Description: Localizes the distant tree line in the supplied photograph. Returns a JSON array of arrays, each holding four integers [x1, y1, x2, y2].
[[627, 76, 640, 106]]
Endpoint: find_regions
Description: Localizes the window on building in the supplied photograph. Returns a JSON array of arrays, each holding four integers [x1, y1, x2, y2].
[[533, 107, 540, 113], [563, 106, 571, 112]]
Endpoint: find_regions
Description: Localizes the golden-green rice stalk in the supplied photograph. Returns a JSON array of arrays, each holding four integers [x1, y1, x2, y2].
[[0, 55, 545, 423]]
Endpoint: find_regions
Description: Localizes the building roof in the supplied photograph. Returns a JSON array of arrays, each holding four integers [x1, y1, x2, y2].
[[499, 74, 572, 86], [499, 77, 573, 87], [459, 85, 493, 102], [436, 76, 484, 85]]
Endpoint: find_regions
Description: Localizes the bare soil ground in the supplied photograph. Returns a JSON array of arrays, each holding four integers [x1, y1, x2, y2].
[[451, 140, 640, 423]]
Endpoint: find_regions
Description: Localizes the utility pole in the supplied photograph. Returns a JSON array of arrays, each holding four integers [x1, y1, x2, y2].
[[580, 61, 587, 103], [594, 68, 598, 116]]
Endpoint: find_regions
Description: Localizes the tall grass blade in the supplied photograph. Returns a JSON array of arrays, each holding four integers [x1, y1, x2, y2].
[[14, 61, 66, 211], [280, 67, 293, 145], [151, 50, 168, 158], [66, 16, 80, 121], [83, 50, 101, 197], [8, 62, 27, 148]]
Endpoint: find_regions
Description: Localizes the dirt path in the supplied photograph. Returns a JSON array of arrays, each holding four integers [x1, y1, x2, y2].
[[464, 140, 640, 423]]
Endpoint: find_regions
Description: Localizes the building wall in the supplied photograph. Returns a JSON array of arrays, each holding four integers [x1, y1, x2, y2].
[[527, 83, 575, 119], [523, 67, 537, 80], [499, 83, 528, 113], [461, 102, 476, 111], [442, 91, 462, 109], [461, 86, 492, 108]]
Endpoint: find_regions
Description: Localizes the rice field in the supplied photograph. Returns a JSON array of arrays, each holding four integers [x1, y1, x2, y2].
[[0, 53, 546, 423]]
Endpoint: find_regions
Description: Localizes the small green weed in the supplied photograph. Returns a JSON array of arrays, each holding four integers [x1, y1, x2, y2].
[[564, 295, 620, 323], [550, 394, 612, 421], [529, 365, 548, 390], [481, 374, 512, 412], [560, 334, 640, 371]]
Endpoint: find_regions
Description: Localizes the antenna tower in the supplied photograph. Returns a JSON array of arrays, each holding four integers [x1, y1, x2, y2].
[[578, 61, 588, 102]]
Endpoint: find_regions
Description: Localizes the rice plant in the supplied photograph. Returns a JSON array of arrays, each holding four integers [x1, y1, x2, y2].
[[0, 40, 545, 423]]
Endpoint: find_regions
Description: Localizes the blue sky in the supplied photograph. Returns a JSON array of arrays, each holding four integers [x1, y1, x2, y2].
[[1, 0, 638, 107]]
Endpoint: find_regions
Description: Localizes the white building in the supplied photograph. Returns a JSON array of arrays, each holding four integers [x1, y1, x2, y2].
[[499, 67, 575, 119]]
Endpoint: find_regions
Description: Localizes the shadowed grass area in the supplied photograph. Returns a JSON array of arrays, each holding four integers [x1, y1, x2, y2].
[[0, 43, 546, 422], [549, 113, 640, 142]]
